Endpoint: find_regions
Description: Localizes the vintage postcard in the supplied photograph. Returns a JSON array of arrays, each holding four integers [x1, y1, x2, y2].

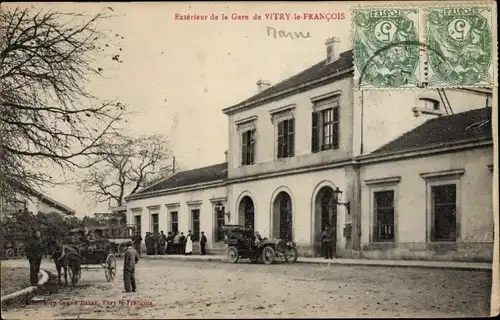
[[0, 1, 498, 319]]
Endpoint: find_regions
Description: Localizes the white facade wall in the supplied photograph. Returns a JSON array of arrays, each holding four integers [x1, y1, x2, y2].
[[126, 185, 227, 250]]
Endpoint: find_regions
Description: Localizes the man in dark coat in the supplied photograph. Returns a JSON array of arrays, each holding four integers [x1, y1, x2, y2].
[[179, 232, 186, 255], [26, 230, 44, 286], [321, 227, 333, 259], [123, 241, 139, 293], [133, 233, 143, 255], [166, 232, 174, 255], [200, 231, 207, 255], [159, 231, 167, 255], [145, 232, 152, 255]]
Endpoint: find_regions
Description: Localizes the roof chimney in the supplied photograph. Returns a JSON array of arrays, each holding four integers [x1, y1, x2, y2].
[[224, 150, 228, 162], [325, 37, 340, 64], [256, 79, 271, 93]]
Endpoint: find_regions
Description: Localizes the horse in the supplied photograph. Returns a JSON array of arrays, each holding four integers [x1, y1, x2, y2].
[[47, 239, 81, 288]]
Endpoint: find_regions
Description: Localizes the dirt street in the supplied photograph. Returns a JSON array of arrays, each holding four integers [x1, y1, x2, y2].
[[0, 258, 492, 318]]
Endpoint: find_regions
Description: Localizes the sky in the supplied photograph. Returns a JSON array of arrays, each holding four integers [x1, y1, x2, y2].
[[6, 2, 353, 217]]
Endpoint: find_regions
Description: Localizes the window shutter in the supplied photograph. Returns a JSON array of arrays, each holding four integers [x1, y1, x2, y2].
[[332, 107, 339, 148], [311, 112, 319, 153], [250, 129, 256, 164], [241, 132, 248, 165], [288, 118, 295, 157], [277, 121, 284, 158]]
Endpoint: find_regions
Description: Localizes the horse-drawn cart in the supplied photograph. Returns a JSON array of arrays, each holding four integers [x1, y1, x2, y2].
[[67, 228, 117, 282]]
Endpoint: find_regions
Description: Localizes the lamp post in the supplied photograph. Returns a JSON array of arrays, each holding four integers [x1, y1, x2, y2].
[[332, 187, 350, 214]]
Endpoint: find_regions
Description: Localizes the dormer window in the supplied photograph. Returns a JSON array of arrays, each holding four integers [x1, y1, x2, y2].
[[412, 97, 442, 117], [420, 98, 440, 111]]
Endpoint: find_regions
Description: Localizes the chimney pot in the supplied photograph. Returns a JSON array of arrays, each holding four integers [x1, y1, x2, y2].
[[224, 150, 228, 162], [325, 37, 340, 64], [256, 79, 271, 93]]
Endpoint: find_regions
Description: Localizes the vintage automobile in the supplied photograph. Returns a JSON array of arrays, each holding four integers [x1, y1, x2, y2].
[[222, 225, 299, 265]]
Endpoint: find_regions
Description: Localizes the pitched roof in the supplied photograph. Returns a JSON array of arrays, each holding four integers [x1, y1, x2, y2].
[[223, 50, 354, 113], [131, 162, 228, 196], [371, 107, 492, 155]]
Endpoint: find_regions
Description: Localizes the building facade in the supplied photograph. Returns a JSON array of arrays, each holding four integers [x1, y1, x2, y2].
[[125, 39, 494, 261]]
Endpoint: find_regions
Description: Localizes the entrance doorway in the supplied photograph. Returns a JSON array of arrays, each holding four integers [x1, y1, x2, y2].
[[314, 186, 337, 257], [272, 191, 293, 242], [238, 196, 255, 231]]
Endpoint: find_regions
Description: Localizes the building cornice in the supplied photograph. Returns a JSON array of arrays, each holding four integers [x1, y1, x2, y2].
[[147, 205, 161, 211], [356, 138, 493, 165], [186, 200, 203, 207], [125, 180, 226, 201], [222, 66, 354, 115], [310, 89, 342, 102], [165, 202, 180, 209], [234, 115, 258, 126], [210, 197, 228, 203], [364, 176, 401, 186], [226, 157, 354, 185], [420, 169, 465, 180]]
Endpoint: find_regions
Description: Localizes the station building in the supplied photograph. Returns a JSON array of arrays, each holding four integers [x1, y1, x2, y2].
[[125, 39, 494, 261]]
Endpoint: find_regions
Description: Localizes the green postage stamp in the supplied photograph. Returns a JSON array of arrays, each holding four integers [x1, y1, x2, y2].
[[426, 7, 494, 87], [353, 5, 495, 89], [353, 8, 421, 89]]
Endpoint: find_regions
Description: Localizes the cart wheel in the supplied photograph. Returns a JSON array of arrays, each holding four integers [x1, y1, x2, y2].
[[17, 244, 26, 258], [5, 248, 15, 260], [105, 254, 116, 282]]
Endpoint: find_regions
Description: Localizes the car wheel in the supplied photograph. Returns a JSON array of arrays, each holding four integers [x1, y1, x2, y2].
[[261, 246, 276, 265], [284, 247, 299, 263], [227, 246, 239, 263]]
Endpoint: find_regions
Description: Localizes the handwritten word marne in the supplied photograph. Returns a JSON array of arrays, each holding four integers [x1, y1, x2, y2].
[[174, 12, 345, 21], [267, 26, 311, 40]]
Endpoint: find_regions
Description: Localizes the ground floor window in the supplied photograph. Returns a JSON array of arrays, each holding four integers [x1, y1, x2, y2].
[[170, 211, 178, 234], [373, 190, 395, 242], [191, 209, 200, 241], [215, 206, 225, 242], [134, 215, 141, 237], [151, 213, 159, 234], [431, 184, 457, 242]]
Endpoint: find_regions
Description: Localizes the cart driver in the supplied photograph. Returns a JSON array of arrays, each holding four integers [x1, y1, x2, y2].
[[80, 227, 96, 254]]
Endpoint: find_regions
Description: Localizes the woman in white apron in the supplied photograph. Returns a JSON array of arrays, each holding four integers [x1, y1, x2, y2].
[[185, 230, 193, 255]]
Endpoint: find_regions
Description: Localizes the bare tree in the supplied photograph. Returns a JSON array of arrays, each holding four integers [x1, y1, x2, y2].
[[0, 6, 127, 204], [79, 134, 175, 207]]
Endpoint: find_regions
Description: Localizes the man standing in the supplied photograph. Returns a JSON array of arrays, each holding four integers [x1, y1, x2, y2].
[[179, 232, 186, 255], [145, 232, 152, 255], [152, 232, 159, 255], [200, 231, 207, 255], [123, 241, 139, 293], [26, 230, 44, 286], [321, 227, 333, 259], [173, 232, 180, 254], [159, 231, 167, 255], [133, 233, 143, 255], [167, 232, 174, 255]]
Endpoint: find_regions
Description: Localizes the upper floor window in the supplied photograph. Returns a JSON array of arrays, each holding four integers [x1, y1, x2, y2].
[[241, 129, 255, 166], [277, 118, 295, 158], [311, 98, 340, 153]]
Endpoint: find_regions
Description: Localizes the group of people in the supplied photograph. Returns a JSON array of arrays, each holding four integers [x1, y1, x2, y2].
[[142, 230, 208, 256]]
